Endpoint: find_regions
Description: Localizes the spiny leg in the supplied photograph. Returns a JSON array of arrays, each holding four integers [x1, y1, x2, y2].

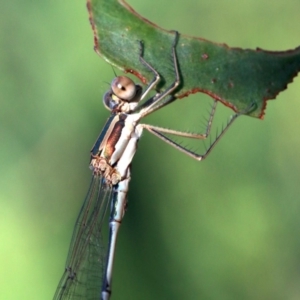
[[138, 31, 181, 117], [141, 100, 217, 139], [143, 103, 255, 161], [138, 40, 161, 102], [139, 94, 177, 115]]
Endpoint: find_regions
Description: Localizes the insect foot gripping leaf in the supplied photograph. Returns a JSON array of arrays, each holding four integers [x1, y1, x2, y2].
[[87, 0, 300, 119]]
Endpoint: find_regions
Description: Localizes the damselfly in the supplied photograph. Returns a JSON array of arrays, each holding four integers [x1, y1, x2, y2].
[[53, 32, 251, 300]]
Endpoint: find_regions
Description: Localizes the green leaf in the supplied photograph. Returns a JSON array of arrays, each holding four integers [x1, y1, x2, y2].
[[87, 0, 300, 118]]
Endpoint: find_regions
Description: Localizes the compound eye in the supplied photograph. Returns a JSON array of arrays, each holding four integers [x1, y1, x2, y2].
[[111, 76, 136, 101]]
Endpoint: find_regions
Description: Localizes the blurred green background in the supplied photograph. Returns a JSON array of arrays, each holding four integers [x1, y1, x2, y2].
[[1, 1, 300, 299]]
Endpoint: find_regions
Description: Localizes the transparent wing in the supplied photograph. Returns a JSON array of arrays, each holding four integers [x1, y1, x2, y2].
[[53, 175, 112, 300]]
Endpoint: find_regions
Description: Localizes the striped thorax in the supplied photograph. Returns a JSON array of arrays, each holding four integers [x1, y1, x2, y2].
[[90, 76, 143, 186]]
